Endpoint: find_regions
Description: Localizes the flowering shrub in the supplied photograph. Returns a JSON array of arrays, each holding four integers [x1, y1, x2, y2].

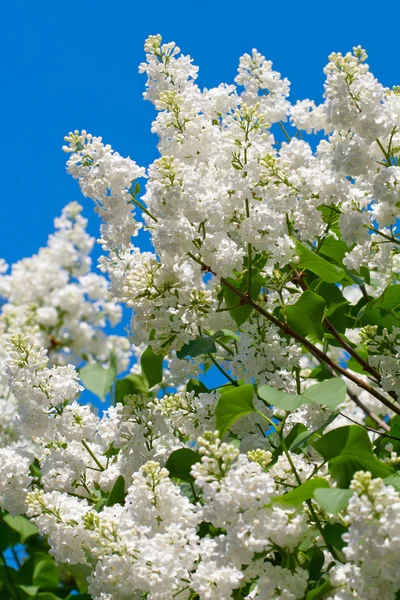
[[1, 35, 400, 599]]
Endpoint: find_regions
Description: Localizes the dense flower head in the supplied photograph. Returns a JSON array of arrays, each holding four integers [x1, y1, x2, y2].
[[1, 34, 400, 600]]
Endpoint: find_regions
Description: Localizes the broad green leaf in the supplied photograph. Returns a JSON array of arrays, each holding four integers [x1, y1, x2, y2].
[[301, 379, 346, 410], [218, 383, 242, 395], [375, 416, 400, 457], [17, 585, 40, 598], [309, 363, 334, 382], [305, 579, 336, 600], [323, 522, 348, 550], [258, 379, 345, 413], [318, 236, 348, 265], [311, 280, 348, 316], [106, 475, 126, 507], [285, 291, 326, 340], [80, 357, 117, 402], [347, 345, 371, 375], [165, 448, 201, 483], [274, 478, 329, 506], [383, 473, 400, 491], [216, 384, 255, 438], [317, 204, 341, 233], [327, 303, 349, 333], [289, 412, 339, 451], [177, 330, 233, 359], [293, 239, 345, 283], [283, 422, 307, 450], [0, 518, 19, 552], [222, 278, 261, 327], [314, 487, 353, 514], [141, 345, 164, 389], [308, 547, 325, 582], [313, 425, 395, 487], [218, 329, 240, 341], [33, 557, 59, 588], [360, 284, 400, 331], [186, 379, 209, 396], [37, 595, 63, 600], [115, 374, 149, 404], [3, 514, 38, 543], [258, 385, 303, 411], [69, 564, 91, 593]]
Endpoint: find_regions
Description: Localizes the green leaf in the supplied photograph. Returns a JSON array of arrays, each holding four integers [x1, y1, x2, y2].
[[258, 379, 345, 413], [33, 557, 60, 588], [347, 346, 371, 375], [0, 518, 18, 552], [106, 475, 126, 507], [301, 379, 346, 410], [311, 280, 348, 316], [68, 564, 91, 594], [274, 478, 329, 506], [141, 345, 164, 389], [222, 278, 260, 327], [165, 448, 201, 483], [115, 374, 149, 403], [313, 425, 395, 487], [80, 358, 117, 402], [308, 547, 325, 582], [293, 239, 345, 283], [305, 579, 336, 600], [17, 585, 40, 598], [360, 284, 400, 331], [383, 473, 400, 491], [289, 413, 339, 451], [314, 488, 353, 514], [186, 379, 209, 396], [318, 236, 349, 265], [216, 384, 255, 438], [3, 514, 38, 543], [375, 416, 400, 457], [258, 385, 303, 411], [218, 329, 240, 341], [323, 522, 348, 550], [285, 291, 326, 340], [177, 331, 219, 359], [283, 423, 307, 451]]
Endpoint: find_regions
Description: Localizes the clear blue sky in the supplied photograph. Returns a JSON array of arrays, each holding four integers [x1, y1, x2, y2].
[[1, 0, 398, 263]]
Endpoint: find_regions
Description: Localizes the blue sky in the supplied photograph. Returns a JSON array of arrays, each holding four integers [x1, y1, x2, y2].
[[1, 0, 399, 266]]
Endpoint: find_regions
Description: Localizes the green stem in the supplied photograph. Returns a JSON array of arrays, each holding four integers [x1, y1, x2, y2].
[[376, 138, 391, 165], [279, 121, 292, 143], [367, 225, 400, 246], [207, 354, 238, 386], [81, 439, 105, 472], [130, 194, 158, 223], [278, 430, 342, 562]]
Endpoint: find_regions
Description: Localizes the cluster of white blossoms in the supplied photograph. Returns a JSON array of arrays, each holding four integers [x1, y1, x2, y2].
[[0, 202, 130, 448], [2, 34, 400, 599], [330, 472, 400, 600], [360, 325, 400, 397]]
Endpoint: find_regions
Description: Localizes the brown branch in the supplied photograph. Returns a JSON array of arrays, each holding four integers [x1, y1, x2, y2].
[[188, 252, 400, 418], [291, 267, 381, 382], [223, 277, 400, 416], [339, 412, 398, 440]]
